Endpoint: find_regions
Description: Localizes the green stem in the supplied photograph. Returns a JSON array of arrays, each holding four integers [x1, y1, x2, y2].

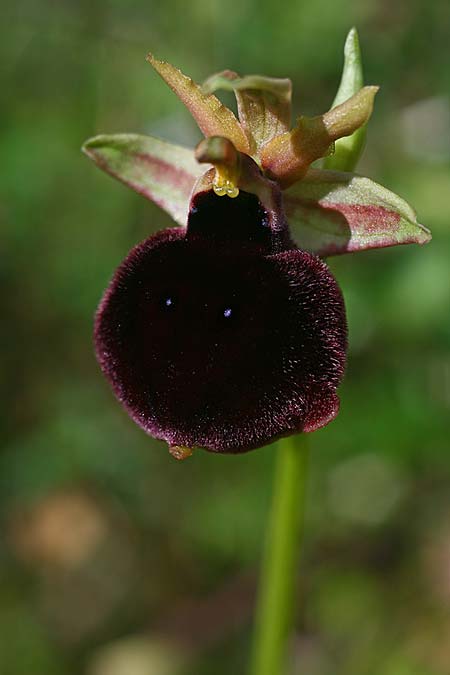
[[249, 434, 310, 675]]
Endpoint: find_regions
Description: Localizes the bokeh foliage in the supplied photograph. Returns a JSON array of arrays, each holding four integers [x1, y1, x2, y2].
[[1, 1, 450, 673]]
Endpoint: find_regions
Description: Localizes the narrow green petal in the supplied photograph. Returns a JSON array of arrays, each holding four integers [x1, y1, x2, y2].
[[261, 86, 378, 187], [283, 168, 431, 256], [82, 134, 204, 226], [146, 55, 250, 153]]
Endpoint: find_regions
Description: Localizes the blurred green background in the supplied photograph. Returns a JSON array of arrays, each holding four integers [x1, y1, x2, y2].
[[1, 0, 450, 673]]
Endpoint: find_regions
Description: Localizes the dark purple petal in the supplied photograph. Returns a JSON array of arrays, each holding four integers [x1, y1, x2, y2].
[[187, 189, 292, 255], [95, 217, 347, 453]]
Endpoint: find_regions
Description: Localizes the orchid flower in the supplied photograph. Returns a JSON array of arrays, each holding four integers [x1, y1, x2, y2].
[[83, 28, 430, 458]]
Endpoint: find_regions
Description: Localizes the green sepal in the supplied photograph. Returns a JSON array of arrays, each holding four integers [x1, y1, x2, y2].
[[82, 134, 204, 226], [324, 27, 368, 171], [283, 168, 431, 256]]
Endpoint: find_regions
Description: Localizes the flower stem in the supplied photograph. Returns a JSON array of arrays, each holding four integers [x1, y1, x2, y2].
[[249, 434, 310, 675]]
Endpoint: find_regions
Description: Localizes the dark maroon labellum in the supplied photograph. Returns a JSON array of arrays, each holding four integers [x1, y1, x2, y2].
[[95, 190, 347, 453]]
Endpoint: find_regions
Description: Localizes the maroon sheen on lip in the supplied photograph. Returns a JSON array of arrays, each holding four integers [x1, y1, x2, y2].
[[94, 189, 347, 454]]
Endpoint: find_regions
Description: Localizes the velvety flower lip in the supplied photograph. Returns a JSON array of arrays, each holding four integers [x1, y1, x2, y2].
[[187, 189, 293, 255], [94, 197, 347, 453], [84, 29, 430, 456]]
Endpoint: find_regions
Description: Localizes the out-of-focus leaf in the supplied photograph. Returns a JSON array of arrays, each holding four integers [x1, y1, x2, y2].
[[261, 87, 378, 187], [146, 54, 250, 153], [202, 71, 292, 154], [283, 168, 431, 256], [82, 134, 205, 226], [324, 27, 367, 171]]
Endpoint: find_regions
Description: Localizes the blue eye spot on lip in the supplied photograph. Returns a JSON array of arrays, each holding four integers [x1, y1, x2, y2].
[[223, 308, 232, 318], [165, 297, 173, 307]]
